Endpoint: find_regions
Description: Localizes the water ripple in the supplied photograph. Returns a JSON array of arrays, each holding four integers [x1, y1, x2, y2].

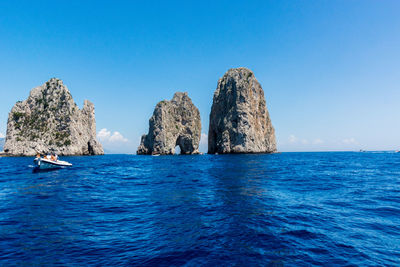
[[0, 152, 399, 265]]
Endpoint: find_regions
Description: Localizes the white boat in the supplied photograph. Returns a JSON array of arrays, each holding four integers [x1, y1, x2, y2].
[[33, 157, 72, 170]]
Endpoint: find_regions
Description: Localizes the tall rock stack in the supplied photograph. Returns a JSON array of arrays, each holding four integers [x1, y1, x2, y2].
[[137, 92, 201, 155], [4, 78, 104, 156], [208, 67, 277, 154]]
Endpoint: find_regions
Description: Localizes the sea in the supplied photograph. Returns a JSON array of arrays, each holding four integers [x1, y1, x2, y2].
[[0, 152, 399, 266]]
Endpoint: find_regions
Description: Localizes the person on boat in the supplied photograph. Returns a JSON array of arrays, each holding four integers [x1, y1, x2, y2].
[[36, 153, 41, 159]]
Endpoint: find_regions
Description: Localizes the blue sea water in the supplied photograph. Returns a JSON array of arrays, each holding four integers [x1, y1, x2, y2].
[[0, 152, 399, 266]]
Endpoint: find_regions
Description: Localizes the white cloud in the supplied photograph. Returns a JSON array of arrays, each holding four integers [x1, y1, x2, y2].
[[200, 133, 208, 145], [301, 139, 309, 144], [97, 128, 128, 143], [198, 133, 208, 153], [109, 131, 128, 142], [288, 135, 309, 144], [342, 138, 358, 145], [313, 138, 324, 145], [288, 135, 325, 146], [289, 134, 298, 143], [0, 132, 4, 138], [97, 128, 111, 141]]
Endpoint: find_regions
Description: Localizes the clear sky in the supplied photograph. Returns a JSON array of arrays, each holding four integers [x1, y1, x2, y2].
[[0, 1, 399, 153]]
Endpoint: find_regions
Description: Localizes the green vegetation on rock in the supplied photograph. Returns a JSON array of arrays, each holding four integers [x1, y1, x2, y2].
[[12, 112, 25, 121]]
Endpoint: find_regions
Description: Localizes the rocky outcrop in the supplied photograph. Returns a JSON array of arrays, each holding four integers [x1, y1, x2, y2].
[[4, 78, 104, 156], [137, 92, 201, 155], [208, 67, 277, 154]]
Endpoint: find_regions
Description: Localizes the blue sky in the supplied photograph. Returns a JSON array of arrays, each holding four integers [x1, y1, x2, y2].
[[0, 1, 399, 153]]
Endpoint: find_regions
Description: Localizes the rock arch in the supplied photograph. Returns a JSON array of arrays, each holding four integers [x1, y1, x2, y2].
[[137, 92, 201, 155]]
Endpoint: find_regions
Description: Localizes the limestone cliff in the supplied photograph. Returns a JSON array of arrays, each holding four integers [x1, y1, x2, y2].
[[4, 78, 104, 156], [208, 68, 277, 154], [137, 92, 201, 155]]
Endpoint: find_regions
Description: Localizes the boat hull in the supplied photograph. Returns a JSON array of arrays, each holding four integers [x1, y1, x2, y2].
[[34, 158, 72, 170]]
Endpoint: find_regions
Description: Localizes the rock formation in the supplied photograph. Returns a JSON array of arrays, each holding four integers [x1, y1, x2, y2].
[[4, 78, 104, 156], [137, 92, 201, 155], [208, 67, 277, 154]]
